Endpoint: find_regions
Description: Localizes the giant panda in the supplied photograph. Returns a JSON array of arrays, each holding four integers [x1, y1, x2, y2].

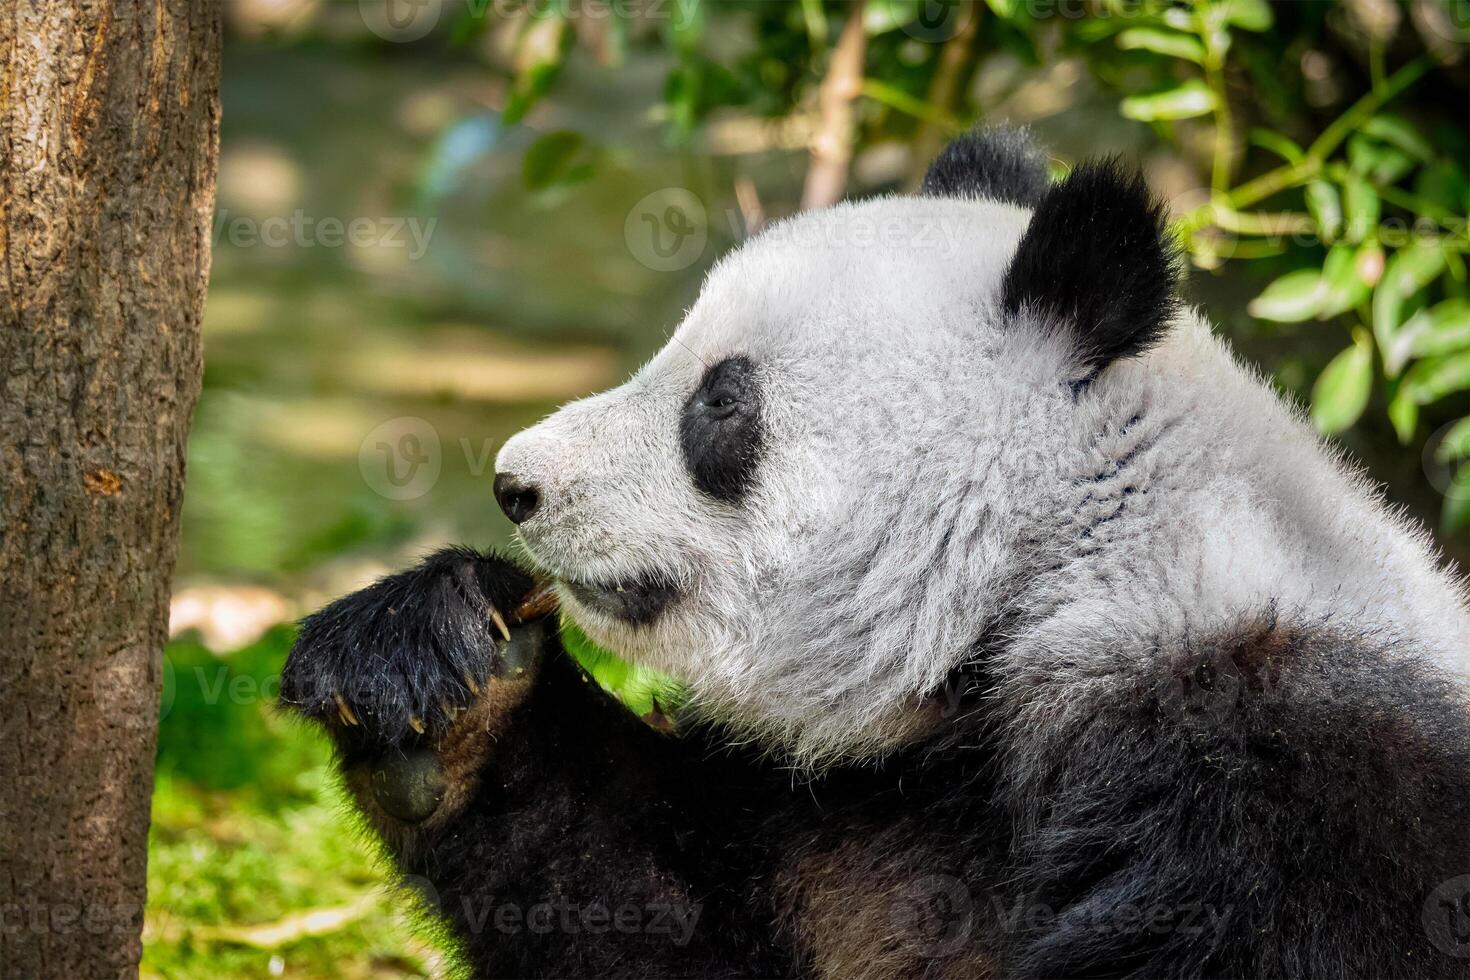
[[281, 127, 1470, 979]]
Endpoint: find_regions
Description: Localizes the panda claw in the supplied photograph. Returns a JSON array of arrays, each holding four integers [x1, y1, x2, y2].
[[464, 671, 480, 695], [488, 604, 512, 643], [408, 715, 426, 735], [451, 560, 512, 641], [334, 692, 359, 727], [511, 581, 559, 623]]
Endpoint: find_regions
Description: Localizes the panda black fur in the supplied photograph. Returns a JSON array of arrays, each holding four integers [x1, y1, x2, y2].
[[282, 127, 1470, 979]]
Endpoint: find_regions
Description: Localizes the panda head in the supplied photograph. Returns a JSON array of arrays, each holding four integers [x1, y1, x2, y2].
[[495, 128, 1180, 764]]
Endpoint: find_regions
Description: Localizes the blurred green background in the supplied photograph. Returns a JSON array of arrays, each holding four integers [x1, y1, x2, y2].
[[150, 2, 1469, 977]]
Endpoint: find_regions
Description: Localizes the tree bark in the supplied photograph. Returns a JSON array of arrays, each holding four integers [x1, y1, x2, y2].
[[0, 2, 220, 977]]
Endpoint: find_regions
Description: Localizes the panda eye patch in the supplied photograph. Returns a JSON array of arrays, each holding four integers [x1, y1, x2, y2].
[[681, 356, 763, 503]]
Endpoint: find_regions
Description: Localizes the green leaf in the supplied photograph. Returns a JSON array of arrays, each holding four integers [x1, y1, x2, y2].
[[1373, 241, 1449, 352], [1161, 7, 1194, 32], [1415, 160, 1470, 216], [1388, 388, 1419, 444], [1248, 269, 1324, 323], [1120, 81, 1216, 122], [1361, 113, 1435, 163], [1219, 0, 1273, 31], [863, 0, 910, 35], [503, 64, 559, 124], [1342, 172, 1380, 242], [1304, 180, 1342, 241], [1251, 129, 1304, 165], [1386, 299, 1470, 374], [985, 0, 1023, 18], [1317, 244, 1374, 319], [503, 15, 568, 126], [1401, 351, 1470, 405], [1311, 333, 1374, 435], [521, 130, 590, 192], [559, 617, 683, 716], [1348, 134, 1415, 186], [1117, 28, 1206, 63]]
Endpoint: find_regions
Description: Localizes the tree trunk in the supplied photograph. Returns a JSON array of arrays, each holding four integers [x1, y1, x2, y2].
[[0, 2, 221, 977]]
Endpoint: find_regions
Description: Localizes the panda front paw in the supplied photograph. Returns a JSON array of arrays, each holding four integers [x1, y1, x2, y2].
[[279, 546, 551, 747]]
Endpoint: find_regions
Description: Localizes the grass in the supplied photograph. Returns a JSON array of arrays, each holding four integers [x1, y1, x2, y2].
[[143, 629, 455, 979]]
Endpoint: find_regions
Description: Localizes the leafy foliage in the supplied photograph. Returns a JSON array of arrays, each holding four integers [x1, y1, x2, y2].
[[1113, 3, 1467, 531], [451, 0, 1468, 531]]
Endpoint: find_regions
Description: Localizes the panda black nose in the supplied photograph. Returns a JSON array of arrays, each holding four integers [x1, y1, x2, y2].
[[494, 473, 540, 524]]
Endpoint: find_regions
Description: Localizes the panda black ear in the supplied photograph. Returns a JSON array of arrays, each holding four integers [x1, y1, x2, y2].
[[1001, 158, 1180, 371], [921, 126, 1050, 208]]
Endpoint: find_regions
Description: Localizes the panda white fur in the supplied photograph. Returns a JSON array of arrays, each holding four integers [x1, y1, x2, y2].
[[283, 128, 1470, 978]]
